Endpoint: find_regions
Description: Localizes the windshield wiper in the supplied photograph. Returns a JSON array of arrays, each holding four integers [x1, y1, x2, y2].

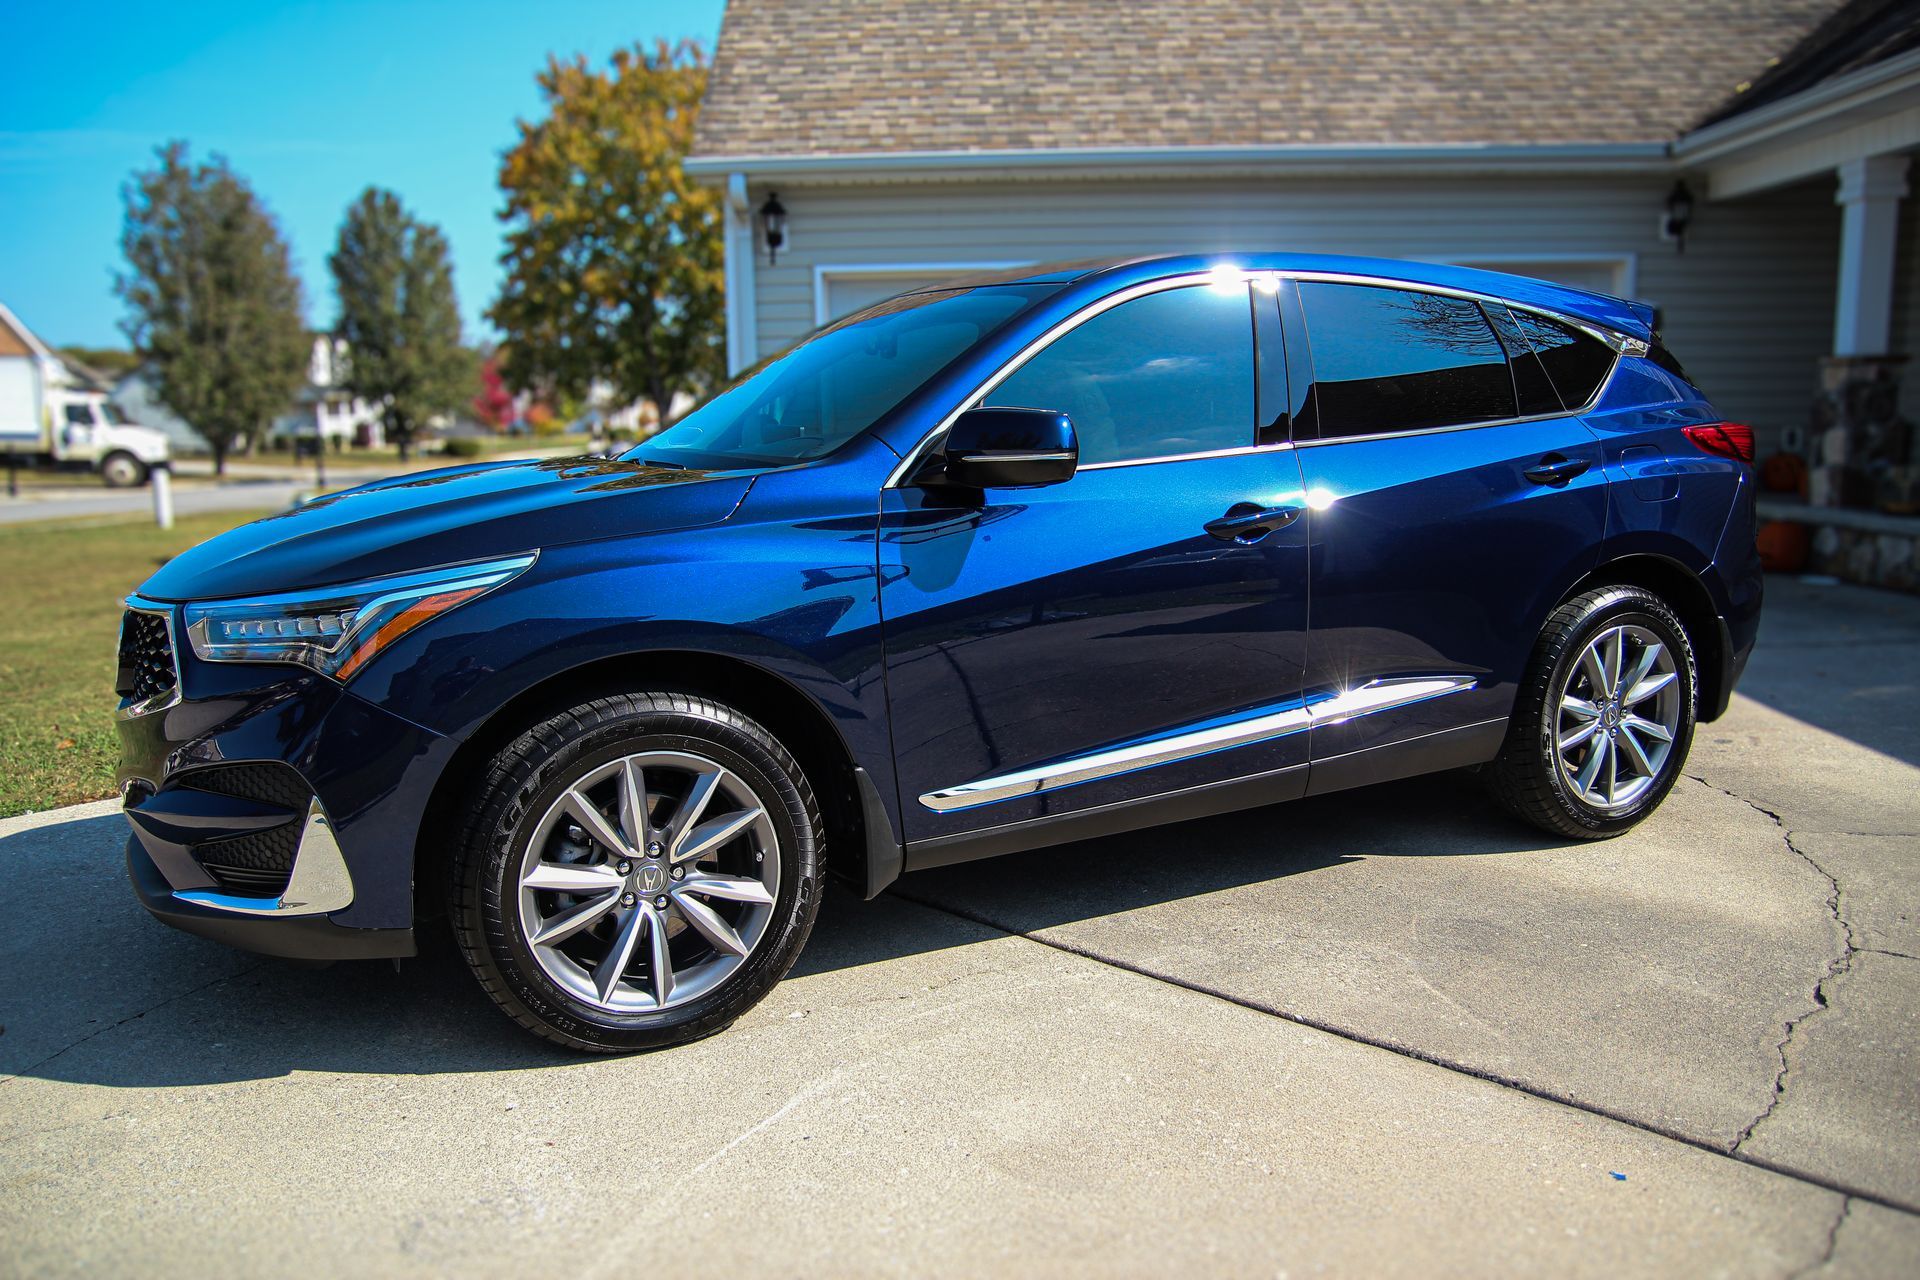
[[638, 458, 687, 470]]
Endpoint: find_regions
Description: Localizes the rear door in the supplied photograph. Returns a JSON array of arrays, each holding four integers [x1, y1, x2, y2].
[[1280, 278, 1611, 775]]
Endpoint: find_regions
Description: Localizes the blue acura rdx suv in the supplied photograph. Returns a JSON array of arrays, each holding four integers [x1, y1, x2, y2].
[[116, 254, 1760, 1050]]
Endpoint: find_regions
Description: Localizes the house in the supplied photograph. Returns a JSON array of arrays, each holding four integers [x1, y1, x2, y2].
[[269, 335, 384, 449], [112, 368, 202, 454], [688, 0, 1920, 554]]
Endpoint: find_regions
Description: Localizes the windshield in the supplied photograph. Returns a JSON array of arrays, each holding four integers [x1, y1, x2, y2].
[[102, 403, 130, 425], [623, 284, 1058, 470]]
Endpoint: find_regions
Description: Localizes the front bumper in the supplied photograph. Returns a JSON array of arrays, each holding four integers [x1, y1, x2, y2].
[[116, 606, 451, 958], [127, 836, 412, 961]]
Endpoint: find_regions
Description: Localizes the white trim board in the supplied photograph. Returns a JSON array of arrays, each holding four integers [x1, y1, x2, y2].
[[812, 262, 1034, 327]]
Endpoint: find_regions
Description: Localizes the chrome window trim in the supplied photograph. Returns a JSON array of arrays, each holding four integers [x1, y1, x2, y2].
[[886, 267, 1640, 486], [115, 595, 183, 720], [919, 675, 1476, 813], [1078, 440, 1294, 471]]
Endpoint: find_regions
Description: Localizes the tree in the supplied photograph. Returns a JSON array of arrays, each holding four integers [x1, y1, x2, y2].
[[329, 188, 468, 461], [472, 352, 516, 431], [490, 39, 723, 423], [116, 142, 309, 474]]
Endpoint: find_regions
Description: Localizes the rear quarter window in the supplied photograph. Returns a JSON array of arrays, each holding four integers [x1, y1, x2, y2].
[[1508, 310, 1617, 409]]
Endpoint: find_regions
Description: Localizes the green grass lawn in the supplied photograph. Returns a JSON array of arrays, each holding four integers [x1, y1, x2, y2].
[[0, 510, 269, 817]]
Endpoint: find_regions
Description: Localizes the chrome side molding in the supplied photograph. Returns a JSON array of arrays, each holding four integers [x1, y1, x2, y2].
[[919, 676, 1476, 813], [172, 799, 356, 917]]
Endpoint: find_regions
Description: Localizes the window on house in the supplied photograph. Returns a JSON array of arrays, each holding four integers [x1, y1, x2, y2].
[[984, 284, 1255, 465], [1508, 309, 1618, 409], [1296, 283, 1515, 437]]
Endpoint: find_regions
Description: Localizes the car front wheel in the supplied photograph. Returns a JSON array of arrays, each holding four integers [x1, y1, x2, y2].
[[99, 451, 149, 487], [1486, 585, 1698, 839], [451, 692, 823, 1052]]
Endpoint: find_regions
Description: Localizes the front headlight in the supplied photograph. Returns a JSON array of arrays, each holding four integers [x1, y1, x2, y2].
[[184, 553, 536, 681]]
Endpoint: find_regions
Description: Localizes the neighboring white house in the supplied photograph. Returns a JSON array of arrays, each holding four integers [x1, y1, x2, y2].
[[270, 335, 384, 449], [688, 0, 1920, 457]]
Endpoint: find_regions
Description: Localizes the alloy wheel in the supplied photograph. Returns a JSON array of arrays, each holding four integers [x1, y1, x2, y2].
[[516, 750, 779, 1013], [1553, 623, 1683, 812]]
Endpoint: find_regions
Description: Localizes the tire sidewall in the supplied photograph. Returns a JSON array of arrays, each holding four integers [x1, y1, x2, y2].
[[1536, 591, 1697, 836], [465, 701, 820, 1051], [101, 452, 146, 487]]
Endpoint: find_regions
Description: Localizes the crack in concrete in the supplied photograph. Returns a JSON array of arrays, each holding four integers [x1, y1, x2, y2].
[[1790, 1196, 1851, 1280], [0, 960, 264, 1089], [1685, 774, 1860, 1156]]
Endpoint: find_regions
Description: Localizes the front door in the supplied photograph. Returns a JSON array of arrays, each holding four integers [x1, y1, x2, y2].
[[880, 280, 1311, 844]]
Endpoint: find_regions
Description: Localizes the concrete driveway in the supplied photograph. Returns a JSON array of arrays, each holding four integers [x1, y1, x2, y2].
[[2, 577, 1916, 1277]]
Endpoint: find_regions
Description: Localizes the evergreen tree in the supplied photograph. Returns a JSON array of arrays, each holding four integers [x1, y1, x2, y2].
[[329, 188, 468, 461], [117, 142, 308, 474]]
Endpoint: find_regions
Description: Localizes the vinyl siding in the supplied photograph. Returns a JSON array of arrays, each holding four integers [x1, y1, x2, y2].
[[742, 174, 1841, 451]]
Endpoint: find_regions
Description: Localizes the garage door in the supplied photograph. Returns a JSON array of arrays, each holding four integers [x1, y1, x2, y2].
[[1453, 259, 1627, 295], [822, 270, 986, 325]]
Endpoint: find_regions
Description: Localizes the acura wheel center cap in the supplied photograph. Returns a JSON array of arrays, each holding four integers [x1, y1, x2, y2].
[[635, 862, 667, 894]]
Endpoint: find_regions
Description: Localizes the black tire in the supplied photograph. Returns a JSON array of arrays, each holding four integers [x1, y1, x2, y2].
[[100, 451, 148, 488], [450, 692, 824, 1052], [1486, 585, 1698, 840]]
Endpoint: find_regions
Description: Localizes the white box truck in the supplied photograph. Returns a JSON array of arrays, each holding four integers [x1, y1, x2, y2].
[[1, 302, 170, 487]]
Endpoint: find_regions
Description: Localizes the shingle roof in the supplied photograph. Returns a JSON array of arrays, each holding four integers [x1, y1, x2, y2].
[[1700, 0, 1920, 126], [693, 0, 1845, 159]]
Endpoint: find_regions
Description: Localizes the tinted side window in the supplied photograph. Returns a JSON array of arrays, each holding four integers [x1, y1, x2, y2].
[[1509, 310, 1617, 409], [985, 284, 1254, 465], [1296, 283, 1515, 437]]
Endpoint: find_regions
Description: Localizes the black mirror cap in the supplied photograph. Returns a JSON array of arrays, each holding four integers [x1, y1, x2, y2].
[[919, 406, 1077, 489]]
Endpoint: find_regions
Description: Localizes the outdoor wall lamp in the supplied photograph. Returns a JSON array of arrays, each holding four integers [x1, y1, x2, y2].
[[759, 192, 788, 266], [1662, 180, 1695, 253]]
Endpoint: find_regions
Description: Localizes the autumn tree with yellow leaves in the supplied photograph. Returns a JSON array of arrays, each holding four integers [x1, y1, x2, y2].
[[490, 40, 722, 427]]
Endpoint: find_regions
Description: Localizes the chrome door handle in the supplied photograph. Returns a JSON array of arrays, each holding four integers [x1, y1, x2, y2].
[[1204, 503, 1301, 543], [1523, 454, 1591, 487]]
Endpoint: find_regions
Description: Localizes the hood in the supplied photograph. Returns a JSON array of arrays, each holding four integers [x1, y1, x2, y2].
[[139, 455, 753, 601]]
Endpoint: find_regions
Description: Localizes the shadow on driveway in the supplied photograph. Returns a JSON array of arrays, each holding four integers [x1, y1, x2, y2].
[[2, 774, 1557, 1088]]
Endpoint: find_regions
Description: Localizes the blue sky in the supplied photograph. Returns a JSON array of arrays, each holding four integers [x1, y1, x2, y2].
[[0, 0, 727, 349]]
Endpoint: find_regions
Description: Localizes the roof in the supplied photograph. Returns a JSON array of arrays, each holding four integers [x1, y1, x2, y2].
[[1700, 0, 1920, 125], [916, 253, 1656, 339], [693, 0, 1844, 161]]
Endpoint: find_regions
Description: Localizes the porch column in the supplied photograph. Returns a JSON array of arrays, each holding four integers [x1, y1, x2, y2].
[[1810, 154, 1912, 510], [723, 173, 759, 376], [1832, 154, 1908, 356]]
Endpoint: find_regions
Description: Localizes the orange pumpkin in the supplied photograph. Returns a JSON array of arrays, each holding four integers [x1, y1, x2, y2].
[[1760, 452, 1808, 495], [1756, 520, 1809, 573]]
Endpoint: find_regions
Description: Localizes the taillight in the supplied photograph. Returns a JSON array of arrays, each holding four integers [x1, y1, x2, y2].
[[1682, 422, 1754, 463]]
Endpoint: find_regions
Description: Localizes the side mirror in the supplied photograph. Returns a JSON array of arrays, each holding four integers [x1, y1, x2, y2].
[[918, 407, 1077, 489]]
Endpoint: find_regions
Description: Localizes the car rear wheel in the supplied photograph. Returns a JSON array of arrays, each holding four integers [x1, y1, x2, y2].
[[450, 692, 823, 1052], [1486, 585, 1697, 839]]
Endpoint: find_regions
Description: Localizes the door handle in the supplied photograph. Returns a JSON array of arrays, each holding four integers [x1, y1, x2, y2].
[[1204, 503, 1301, 543], [1523, 454, 1592, 487]]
